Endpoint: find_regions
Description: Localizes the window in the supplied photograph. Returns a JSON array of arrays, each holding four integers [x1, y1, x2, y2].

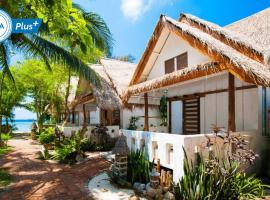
[[165, 58, 175, 74], [165, 52, 188, 74], [177, 52, 188, 70]]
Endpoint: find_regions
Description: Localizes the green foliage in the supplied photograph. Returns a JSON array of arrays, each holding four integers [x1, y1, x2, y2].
[[52, 131, 84, 164], [1, 133, 11, 142], [175, 151, 267, 200], [0, 146, 12, 157], [159, 95, 167, 126], [127, 150, 153, 184], [13, 59, 69, 127], [80, 138, 96, 152], [91, 125, 116, 151], [38, 128, 55, 145], [0, 169, 11, 187], [127, 116, 139, 130]]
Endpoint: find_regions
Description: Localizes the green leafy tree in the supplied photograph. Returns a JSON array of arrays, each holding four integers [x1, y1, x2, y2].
[[0, 0, 113, 130], [14, 59, 69, 129]]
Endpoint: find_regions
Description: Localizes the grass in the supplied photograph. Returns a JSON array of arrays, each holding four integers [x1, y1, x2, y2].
[[0, 146, 12, 157], [0, 169, 11, 187]]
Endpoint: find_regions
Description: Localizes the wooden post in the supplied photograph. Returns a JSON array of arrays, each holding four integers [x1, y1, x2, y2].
[[168, 100, 172, 133], [83, 104, 87, 124], [228, 73, 236, 132], [144, 93, 149, 131], [72, 111, 75, 124]]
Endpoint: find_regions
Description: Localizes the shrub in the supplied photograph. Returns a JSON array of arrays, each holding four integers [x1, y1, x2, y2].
[[1, 133, 12, 147], [0, 169, 11, 187], [174, 150, 267, 200], [91, 125, 117, 151], [127, 150, 153, 184], [38, 128, 55, 145], [127, 116, 139, 130], [52, 131, 84, 164], [80, 138, 96, 152]]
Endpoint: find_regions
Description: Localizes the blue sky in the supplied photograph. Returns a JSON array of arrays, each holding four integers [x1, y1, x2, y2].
[[14, 0, 270, 119]]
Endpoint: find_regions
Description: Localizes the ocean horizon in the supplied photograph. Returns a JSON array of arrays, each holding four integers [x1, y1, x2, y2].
[[3, 119, 36, 133]]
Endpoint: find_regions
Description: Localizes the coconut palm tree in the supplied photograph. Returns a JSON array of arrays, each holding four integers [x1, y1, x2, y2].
[[0, 0, 113, 132]]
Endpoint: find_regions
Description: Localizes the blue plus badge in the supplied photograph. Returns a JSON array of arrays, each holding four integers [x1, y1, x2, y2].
[[0, 9, 42, 42], [12, 19, 42, 33]]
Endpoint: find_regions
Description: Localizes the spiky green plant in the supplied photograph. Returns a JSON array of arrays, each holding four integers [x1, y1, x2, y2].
[[174, 150, 267, 200], [127, 150, 153, 184]]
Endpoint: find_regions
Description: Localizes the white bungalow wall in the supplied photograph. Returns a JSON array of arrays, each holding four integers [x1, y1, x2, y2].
[[141, 30, 259, 134], [165, 73, 259, 134], [147, 33, 210, 80]]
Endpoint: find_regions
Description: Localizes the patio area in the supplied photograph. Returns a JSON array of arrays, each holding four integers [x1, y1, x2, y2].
[[0, 136, 109, 200]]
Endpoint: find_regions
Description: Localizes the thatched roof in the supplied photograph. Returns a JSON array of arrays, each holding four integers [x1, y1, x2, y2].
[[226, 7, 270, 54], [180, 12, 268, 65], [82, 58, 136, 110], [127, 9, 270, 100], [112, 134, 129, 155]]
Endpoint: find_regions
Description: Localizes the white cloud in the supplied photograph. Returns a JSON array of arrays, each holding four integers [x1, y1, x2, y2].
[[120, 0, 153, 22]]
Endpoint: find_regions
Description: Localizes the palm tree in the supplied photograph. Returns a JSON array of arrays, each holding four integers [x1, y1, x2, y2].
[[0, 1, 113, 132]]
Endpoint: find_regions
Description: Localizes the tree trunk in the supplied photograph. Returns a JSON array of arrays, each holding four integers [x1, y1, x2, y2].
[[0, 73, 5, 137], [64, 68, 71, 124]]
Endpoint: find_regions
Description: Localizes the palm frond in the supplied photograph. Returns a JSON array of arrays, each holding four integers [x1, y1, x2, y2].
[[17, 34, 100, 86], [11, 34, 52, 71], [73, 3, 113, 55], [0, 43, 14, 83]]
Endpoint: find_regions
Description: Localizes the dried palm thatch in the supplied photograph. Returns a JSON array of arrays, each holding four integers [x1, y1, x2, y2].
[[162, 15, 270, 86], [125, 12, 270, 102], [179, 12, 268, 65], [77, 58, 136, 110], [124, 62, 221, 101], [226, 7, 270, 54]]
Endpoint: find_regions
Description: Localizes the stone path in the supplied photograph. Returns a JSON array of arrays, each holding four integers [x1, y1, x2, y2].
[[0, 136, 109, 200]]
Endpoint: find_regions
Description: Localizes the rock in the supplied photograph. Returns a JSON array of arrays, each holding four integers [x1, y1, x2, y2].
[[164, 191, 175, 200], [138, 184, 145, 192], [156, 193, 164, 200], [129, 195, 140, 200], [133, 182, 140, 190], [163, 186, 169, 193], [75, 154, 84, 162], [100, 188, 108, 192], [146, 183, 156, 198]]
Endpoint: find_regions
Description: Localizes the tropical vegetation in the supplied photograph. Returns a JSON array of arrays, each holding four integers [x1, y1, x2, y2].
[[0, 0, 113, 139]]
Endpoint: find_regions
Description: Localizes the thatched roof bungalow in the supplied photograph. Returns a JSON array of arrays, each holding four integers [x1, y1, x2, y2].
[[73, 58, 137, 111], [127, 9, 270, 97]]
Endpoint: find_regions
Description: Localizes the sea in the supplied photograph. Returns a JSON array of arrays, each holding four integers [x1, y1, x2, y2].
[[10, 119, 34, 133]]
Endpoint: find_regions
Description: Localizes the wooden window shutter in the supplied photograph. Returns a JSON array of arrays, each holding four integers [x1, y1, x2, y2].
[[165, 58, 175, 74], [177, 52, 188, 70], [183, 97, 200, 134]]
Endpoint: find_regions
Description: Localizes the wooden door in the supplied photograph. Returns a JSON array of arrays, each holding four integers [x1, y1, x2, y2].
[[183, 97, 200, 134]]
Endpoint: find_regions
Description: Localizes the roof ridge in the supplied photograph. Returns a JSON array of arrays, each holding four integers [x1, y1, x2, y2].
[[101, 57, 137, 65], [178, 12, 267, 65]]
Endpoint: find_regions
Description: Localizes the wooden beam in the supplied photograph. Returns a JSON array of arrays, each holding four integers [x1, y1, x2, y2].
[[228, 73, 236, 132], [167, 85, 257, 102], [72, 111, 75, 124], [144, 93, 149, 131], [83, 104, 87, 124]]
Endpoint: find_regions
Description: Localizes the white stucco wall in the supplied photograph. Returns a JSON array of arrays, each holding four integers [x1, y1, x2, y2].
[[163, 72, 259, 134], [121, 107, 162, 130], [147, 33, 210, 80], [123, 129, 262, 183]]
